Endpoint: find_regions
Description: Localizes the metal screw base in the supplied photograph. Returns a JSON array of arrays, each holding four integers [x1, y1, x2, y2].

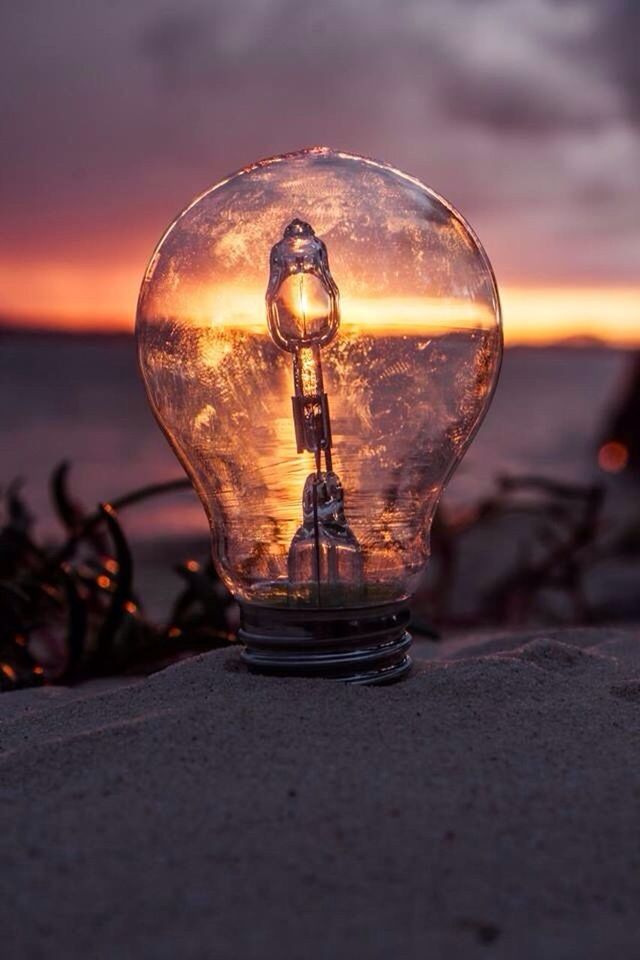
[[239, 600, 412, 685]]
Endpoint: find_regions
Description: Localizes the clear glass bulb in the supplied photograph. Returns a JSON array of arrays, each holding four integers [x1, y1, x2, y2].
[[136, 147, 502, 682]]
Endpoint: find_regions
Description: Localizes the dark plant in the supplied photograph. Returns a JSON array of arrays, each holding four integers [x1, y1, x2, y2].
[[423, 473, 639, 627], [1, 464, 639, 692], [0, 464, 236, 692]]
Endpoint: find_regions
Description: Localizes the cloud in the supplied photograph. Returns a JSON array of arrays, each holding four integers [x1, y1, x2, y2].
[[137, 11, 211, 88], [0, 0, 638, 292], [597, 0, 640, 121]]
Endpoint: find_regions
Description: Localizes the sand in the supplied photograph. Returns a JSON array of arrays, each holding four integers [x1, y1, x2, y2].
[[2, 628, 640, 959]]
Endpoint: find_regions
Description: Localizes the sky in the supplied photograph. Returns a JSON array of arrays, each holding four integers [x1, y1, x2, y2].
[[0, 0, 638, 342]]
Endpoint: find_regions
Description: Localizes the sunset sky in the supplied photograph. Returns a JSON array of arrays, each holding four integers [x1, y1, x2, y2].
[[1, 0, 638, 344]]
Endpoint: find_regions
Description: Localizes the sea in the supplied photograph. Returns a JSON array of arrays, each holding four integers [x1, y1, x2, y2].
[[1, 331, 633, 543]]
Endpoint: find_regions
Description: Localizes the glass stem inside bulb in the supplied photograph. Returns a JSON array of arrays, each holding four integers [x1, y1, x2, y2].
[[291, 344, 332, 463], [266, 219, 363, 604], [288, 343, 362, 602]]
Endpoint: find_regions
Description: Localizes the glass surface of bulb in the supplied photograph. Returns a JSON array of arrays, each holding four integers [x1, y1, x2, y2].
[[136, 148, 502, 622]]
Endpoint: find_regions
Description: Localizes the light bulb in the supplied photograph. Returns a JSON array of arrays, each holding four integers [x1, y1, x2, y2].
[[136, 147, 502, 683]]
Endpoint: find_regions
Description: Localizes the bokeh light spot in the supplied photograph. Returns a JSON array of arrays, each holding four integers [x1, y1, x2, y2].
[[598, 441, 629, 474]]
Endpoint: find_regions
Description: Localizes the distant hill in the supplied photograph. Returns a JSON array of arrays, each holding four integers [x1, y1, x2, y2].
[[553, 334, 609, 349], [0, 319, 132, 340]]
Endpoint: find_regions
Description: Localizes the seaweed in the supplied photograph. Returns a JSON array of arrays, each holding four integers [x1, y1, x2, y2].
[[0, 463, 638, 691], [0, 465, 236, 691], [422, 474, 635, 627]]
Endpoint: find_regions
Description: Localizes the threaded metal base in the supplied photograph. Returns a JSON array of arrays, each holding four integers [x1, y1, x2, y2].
[[239, 601, 412, 684]]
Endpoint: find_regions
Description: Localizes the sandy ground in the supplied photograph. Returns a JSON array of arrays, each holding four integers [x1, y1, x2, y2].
[[2, 628, 640, 959]]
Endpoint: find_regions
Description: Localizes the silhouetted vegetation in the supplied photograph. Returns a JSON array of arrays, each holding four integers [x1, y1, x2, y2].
[[0, 464, 235, 691], [424, 476, 638, 626], [1, 462, 639, 691]]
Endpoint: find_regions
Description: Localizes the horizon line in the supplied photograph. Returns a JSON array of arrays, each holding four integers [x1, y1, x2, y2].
[[1, 284, 639, 347]]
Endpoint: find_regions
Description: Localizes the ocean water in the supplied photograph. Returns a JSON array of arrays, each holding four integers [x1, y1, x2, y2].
[[0, 332, 632, 544]]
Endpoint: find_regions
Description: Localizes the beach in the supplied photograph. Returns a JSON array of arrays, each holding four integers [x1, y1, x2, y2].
[[2, 627, 640, 958]]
